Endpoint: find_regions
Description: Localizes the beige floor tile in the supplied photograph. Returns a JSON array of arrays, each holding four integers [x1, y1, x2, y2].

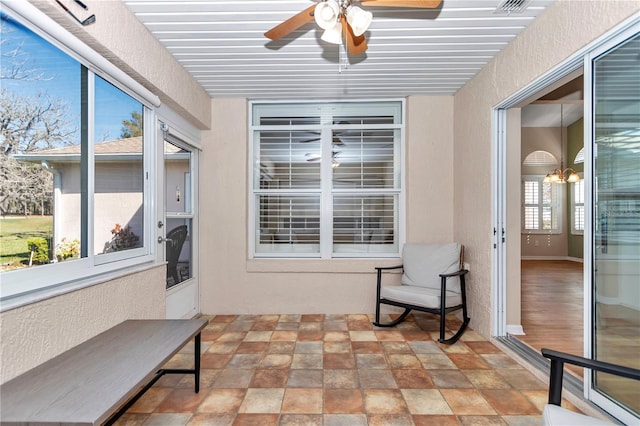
[[363, 389, 408, 414], [323, 414, 368, 426], [462, 370, 511, 389], [358, 369, 397, 389], [197, 389, 245, 413], [243, 331, 273, 342], [440, 389, 497, 415], [186, 413, 235, 426], [141, 413, 191, 425], [291, 353, 322, 369], [238, 388, 285, 413], [417, 353, 457, 369], [259, 353, 292, 369], [349, 331, 378, 341], [279, 414, 323, 426], [401, 389, 452, 415], [388, 354, 423, 369], [324, 369, 360, 389]]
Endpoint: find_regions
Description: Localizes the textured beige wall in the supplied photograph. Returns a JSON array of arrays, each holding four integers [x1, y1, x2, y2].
[[29, 0, 211, 130], [0, 266, 165, 384], [199, 96, 455, 315], [454, 0, 639, 338]]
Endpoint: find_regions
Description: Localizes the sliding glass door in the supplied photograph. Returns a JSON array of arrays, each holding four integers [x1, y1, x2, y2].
[[590, 30, 639, 422]]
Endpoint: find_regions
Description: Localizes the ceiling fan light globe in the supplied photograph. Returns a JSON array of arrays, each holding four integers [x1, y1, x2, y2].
[[321, 21, 343, 44], [346, 5, 372, 36], [315, 1, 340, 30]]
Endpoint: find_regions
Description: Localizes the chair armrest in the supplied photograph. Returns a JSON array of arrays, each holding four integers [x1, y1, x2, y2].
[[542, 348, 640, 406], [375, 265, 403, 271], [440, 269, 469, 278]]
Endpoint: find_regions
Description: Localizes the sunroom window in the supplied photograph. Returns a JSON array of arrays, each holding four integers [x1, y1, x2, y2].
[[0, 8, 154, 303], [250, 101, 404, 258]]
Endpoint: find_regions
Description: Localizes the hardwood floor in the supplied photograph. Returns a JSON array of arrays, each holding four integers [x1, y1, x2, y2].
[[517, 258, 640, 406], [517, 260, 584, 377]]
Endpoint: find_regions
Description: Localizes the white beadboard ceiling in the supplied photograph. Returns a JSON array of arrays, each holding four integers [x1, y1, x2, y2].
[[122, 0, 556, 100]]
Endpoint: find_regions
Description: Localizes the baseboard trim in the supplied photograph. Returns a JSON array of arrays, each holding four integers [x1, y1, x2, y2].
[[521, 256, 584, 263], [506, 324, 525, 335]]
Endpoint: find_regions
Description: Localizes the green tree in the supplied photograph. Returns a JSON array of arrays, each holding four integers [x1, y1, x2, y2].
[[120, 111, 143, 138]]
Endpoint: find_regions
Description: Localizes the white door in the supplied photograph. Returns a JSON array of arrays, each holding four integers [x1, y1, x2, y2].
[[162, 132, 199, 319]]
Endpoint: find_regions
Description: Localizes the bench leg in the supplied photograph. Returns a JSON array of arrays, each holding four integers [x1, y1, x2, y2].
[[194, 331, 201, 393]]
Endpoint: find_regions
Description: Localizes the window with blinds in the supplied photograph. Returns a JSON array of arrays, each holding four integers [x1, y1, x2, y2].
[[522, 176, 561, 233], [251, 101, 403, 258], [572, 179, 585, 234]]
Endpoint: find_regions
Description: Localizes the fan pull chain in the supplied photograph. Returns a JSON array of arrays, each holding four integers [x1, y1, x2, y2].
[[338, 41, 350, 73]]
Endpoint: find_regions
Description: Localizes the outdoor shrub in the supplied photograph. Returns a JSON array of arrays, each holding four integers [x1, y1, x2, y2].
[[27, 237, 49, 264], [55, 238, 80, 262]]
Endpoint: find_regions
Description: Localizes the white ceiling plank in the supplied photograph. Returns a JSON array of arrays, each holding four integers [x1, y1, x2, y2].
[[122, 0, 556, 99]]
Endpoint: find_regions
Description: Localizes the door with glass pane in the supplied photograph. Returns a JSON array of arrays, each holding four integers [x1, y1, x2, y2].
[[590, 31, 639, 422], [163, 136, 198, 319]]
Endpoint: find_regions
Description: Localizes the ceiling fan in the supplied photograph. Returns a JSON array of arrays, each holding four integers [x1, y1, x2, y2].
[[265, 0, 442, 56]]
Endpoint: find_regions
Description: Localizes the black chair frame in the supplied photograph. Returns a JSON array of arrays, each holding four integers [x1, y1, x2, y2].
[[542, 348, 640, 406], [166, 225, 188, 285], [373, 265, 470, 344]]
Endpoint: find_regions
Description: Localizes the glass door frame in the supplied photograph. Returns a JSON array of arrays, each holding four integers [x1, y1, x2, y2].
[[492, 10, 639, 424], [583, 21, 640, 425], [156, 116, 201, 319]]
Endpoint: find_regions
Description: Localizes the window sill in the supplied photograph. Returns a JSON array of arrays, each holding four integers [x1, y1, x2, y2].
[[521, 231, 563, 235], [247, 258, 402, 274], [0, 261, 162, 313]]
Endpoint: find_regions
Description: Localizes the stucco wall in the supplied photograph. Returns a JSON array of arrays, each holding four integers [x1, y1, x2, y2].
[[0, 266, 165, 383], [453, 0, 639, 338], [199, 96, 455, 315]]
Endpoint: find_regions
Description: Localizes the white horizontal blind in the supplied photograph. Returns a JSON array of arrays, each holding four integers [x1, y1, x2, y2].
[[522, 176, 560, 232], [573, 180, 585, 233], [523, 180, 539, 230], [251, 101, 403, 258]]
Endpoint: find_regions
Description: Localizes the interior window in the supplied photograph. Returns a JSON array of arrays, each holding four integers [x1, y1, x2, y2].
[[251, 101, 403, 258]]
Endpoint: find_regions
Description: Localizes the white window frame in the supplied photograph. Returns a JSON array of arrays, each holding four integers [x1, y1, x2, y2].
[[248, 100, 405, 259], [522, 175, 562, 234], [0, 2, 161, 310], [571, 176, 585, 235]]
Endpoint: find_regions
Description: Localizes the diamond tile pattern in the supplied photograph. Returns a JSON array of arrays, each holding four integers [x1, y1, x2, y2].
[[116, 314, 581, 425]]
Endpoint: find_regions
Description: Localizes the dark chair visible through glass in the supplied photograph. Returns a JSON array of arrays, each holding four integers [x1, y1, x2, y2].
[[166, 225, 188, 288]]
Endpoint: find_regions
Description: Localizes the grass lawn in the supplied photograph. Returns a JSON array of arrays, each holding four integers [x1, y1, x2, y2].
[[0, 216, 53, 269]]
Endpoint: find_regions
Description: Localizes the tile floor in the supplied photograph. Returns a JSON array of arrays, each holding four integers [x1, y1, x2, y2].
[[115, 313, 580, 425]]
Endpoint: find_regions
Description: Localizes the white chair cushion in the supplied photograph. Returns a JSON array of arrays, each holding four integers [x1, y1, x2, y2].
[[401, 243, 461, 293], [543, 404, 614, 426], [381, 284, 462, 309]]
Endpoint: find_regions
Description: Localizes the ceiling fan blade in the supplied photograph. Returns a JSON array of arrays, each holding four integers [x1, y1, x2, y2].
[[342, 16, 368, 56], [359, 0, 442, 8], [264, 4, 316, 41]]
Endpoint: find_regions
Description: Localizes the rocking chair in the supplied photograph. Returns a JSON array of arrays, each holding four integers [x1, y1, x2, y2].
[[373, 243, 470, 344]]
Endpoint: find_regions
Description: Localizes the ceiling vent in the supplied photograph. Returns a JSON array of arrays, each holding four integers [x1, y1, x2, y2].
[[495, 0, 532, 14]]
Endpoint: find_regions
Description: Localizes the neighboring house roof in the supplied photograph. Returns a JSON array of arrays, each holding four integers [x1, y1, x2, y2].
[[13, 137, 188, 163]]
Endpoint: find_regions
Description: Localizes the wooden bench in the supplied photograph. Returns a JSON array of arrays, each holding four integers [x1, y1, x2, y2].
[[0, 319, 207, 425]]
